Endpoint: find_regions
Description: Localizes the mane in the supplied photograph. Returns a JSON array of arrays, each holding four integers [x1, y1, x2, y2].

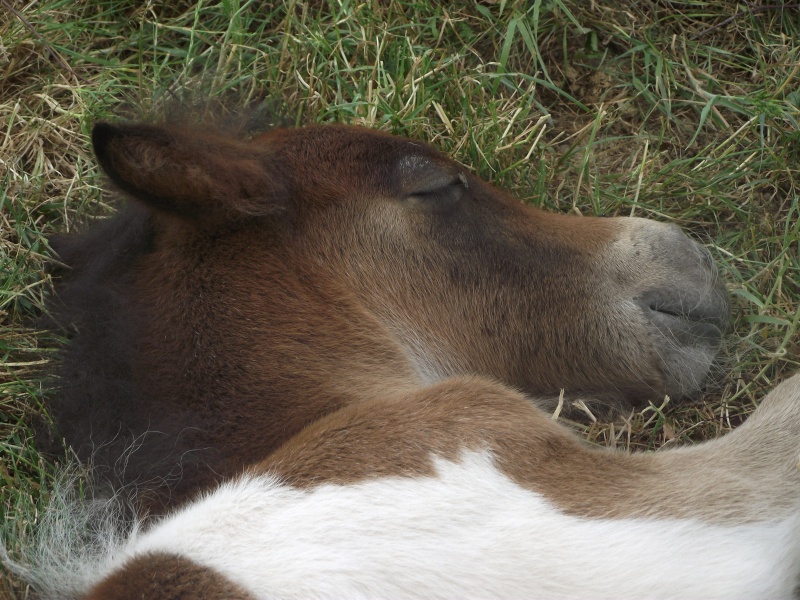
[[1, 459, 140, 600], [40, 205, 211, 503]]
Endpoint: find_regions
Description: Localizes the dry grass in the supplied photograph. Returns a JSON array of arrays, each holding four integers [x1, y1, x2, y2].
[[2, 1, 799, 596]]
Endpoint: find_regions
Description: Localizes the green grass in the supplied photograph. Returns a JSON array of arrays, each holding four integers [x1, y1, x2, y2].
[[2, 0, 799, 596]]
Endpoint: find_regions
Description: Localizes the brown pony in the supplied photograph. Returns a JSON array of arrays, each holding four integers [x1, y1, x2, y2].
[[45, 121, 728, 513], [21, 122, 800, 600]]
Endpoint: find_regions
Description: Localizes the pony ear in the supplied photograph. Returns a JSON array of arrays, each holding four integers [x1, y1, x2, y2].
[[91, 122, 289, 220]]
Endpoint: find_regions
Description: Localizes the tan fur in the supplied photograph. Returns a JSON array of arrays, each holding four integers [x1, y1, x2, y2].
[[259, 375, 800, 523]]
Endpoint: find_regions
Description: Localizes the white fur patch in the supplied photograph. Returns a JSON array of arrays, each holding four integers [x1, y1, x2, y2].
[[89, 450, 800, 600]]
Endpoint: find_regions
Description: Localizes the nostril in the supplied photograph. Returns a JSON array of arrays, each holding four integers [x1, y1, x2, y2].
[[622, 218, 731, 329], [638, 286, 730, 332], [644, 295, 692, 320]]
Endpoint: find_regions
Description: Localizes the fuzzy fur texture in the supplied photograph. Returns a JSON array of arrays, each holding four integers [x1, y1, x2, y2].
[[124, 452, 800, 600], [6, 375, 800, 599], [1, 469, 140, 599], [8, 445, 800, 600]]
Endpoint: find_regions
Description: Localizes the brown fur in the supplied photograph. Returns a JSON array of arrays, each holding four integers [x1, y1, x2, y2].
[[258, 375, 800, 523], [46, 122, 729, 514], [83, 553, 255, 600]]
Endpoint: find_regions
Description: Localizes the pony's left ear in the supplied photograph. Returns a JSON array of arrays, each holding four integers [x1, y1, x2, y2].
[[92, 122, 289, 221]]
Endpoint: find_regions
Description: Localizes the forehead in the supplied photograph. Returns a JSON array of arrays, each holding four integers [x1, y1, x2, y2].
[[255, 124, 439, 159], [252, 125, 449, 189]]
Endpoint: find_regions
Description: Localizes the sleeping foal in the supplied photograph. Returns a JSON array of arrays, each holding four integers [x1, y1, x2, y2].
[[13, 122, 795, 599]]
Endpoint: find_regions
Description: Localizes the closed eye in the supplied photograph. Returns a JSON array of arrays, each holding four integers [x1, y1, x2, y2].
[[407, 179, 466, 211], [408, 173, 468, 200], [394, 155, 469, 208]]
